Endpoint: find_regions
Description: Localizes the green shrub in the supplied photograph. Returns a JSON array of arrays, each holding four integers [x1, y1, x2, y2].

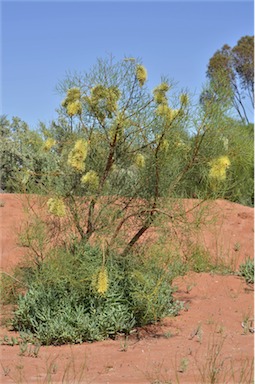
[[11, 244, 182, 345], [0, 273, 21, 305], [186, 245, 213, 273], [238, 258, 254, 284]]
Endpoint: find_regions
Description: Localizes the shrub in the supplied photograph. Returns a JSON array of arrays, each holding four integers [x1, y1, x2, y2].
[[12, 244, 182, 345], [238, 258, 254, 284]]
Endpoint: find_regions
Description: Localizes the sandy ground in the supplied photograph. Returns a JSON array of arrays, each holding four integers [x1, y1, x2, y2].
[[0, 194, 254, 383]]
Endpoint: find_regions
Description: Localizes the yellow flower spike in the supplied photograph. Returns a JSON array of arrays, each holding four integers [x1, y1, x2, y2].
[[62, 87, 81, 110], [136, 65, 147, 87], [157, 82, 170, 93], [156, 104, 174, 123], [209, 156, 231, 181], [43, 138, 56, 151], [47, 198, 66, 217], [81, 170, 99, 190], [108, 86, 121, 103], [66, 101, 82, 116], [180, 93, 189, 106], [161, 139, 169, 152], [153, 91, 168, 105], [67, 87, 81, 101], [153, 83, 170, 104], [90, 84, 120, 117], [156, 104, 169, 116], [67, 139, 88, 172], [171, 109, 179, 119], [97, 267, 108, 295], [135, 153, 145, 168]]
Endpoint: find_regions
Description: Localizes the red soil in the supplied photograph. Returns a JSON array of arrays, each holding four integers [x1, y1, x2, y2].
[[0, 194, 254, 383]]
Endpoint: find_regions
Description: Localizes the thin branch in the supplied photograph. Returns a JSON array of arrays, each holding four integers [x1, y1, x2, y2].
[[0, 270, 28, 287]]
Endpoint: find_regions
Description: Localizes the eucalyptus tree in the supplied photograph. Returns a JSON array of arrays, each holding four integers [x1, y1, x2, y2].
[[204, 35, 254, 124]]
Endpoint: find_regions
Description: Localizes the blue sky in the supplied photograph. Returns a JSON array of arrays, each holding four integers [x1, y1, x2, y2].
[[1, 1, 254, 129]]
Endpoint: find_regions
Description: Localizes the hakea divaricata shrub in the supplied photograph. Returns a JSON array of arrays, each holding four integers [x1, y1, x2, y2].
[[21, 58, 234, 255], [8, 57, 239, 347], [44, 85, 230, 225]]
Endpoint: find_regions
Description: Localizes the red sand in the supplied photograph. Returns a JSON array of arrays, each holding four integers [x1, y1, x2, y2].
[[0, 194, 254, 383]]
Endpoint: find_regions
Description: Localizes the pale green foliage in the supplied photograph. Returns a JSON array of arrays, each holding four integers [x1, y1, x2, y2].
[[10, 244, 180, 344], [0, 116, 49, 192], [238, 258, 254, 284]]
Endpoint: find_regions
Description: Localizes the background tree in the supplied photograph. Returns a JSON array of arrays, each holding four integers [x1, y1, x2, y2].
[[232, 36, 254, 106], [0, 116, 45, 192], [204, 35, 254, 124]]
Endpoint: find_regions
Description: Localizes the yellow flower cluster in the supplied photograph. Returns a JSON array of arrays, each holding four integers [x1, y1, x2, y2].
[[153, 82, 170, 105], [156, 104, 177, 124], [62, 88, 82, 117], [209, 156, 231, 181], [67, 139, 88, 172], [161, 139, 169, 152], [180, 93, 189, 106], [96, 267, 108, 295], [81, 170, 99, 190], [66, 101, 82, 116], [47, 198, 66, 217], [43, 138, 56, 151], [135, 153, 145, 168], [21, 169, 31, 185], [86, 84, 121, 121], [136, 65, 147, 87], [92, 84, 120, 103]]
